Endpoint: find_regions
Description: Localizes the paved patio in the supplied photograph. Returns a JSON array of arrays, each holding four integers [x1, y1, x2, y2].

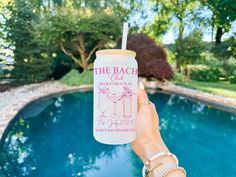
[[0, 80, 236, 139]]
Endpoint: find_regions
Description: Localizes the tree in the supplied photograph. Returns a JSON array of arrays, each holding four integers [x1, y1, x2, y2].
[[143, 10, 171, 43], [201, 0, 236, 44], [34, 7, 121, 71], [2, 0, 131, 83], [150, 0, 198, 71], [174, 30, 205, 78], [3, 0, 53, 83], [127, 33, 173, 80]]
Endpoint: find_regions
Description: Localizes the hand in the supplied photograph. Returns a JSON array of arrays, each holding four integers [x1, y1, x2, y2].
[[131, 82, 169, 162]]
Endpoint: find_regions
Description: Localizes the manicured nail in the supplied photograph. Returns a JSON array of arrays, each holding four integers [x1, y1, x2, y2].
[[139, 82, 145, 90]]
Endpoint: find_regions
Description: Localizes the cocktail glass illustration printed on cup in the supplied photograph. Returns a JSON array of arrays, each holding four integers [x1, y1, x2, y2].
[[98, 87, 110, 118], [123, 87, 133, 118], [107, 93, 123, 118]]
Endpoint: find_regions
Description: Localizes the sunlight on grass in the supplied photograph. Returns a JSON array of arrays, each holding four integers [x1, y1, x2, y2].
[[176, 81, 236, 98]]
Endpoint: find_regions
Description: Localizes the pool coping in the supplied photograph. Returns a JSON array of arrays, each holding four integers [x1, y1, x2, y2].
[[141, 79, 236, 114], [1, 80, 236, 140]]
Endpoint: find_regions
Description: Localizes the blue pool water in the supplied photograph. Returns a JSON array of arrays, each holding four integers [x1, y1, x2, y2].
[[0, 91, 236, 177]]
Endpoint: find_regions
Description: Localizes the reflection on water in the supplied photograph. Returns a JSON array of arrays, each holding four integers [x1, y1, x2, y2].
[[149, 92, 236, 177], [0, 92, 126, 177], [0, 91, 236, 177]]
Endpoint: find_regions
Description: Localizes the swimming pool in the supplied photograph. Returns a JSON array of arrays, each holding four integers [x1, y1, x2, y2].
[[0, 91, 236, 177]]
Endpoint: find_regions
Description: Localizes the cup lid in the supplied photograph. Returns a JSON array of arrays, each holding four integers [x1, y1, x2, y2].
[[96, 49, 136, 57]]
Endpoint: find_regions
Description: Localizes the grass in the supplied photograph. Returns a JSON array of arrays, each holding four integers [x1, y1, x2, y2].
[[176, 80, 236, 98], [61, 69, 93, 86]]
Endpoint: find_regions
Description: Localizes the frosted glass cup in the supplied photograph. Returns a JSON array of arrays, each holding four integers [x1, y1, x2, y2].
[[93, 49, 138, 145]]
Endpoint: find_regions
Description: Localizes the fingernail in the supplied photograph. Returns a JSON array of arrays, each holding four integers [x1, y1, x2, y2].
[[139, 82, 145, 90]]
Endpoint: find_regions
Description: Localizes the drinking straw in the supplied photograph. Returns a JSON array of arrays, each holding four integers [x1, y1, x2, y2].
[[121, 22, 129, 50]]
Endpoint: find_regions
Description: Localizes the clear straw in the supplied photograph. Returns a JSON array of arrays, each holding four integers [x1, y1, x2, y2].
[[121, 22, 129, 50]]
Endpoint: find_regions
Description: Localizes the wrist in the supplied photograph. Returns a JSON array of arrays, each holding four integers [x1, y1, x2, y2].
[[140, 139, 169, 163], [132, 132, 169, 163], [149, 155, 178, 177]]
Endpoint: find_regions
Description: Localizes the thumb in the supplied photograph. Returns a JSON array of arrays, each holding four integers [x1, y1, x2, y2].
[[138, 82, 151, 112], [138, 82, 149, 105]]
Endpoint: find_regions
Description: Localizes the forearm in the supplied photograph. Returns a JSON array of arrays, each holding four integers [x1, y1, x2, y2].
[[134, 85, 186, 177], [140, 136, 186, 177]]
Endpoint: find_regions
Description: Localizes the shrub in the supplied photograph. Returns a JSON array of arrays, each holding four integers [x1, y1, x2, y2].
[[144, 60, 173, 80], [211, 37, 236, 59], [51, 52, 76, 80], [127, 33, 173, 80], [189, 66, 222, 82], [192, 49, 236, 82], [223, 57, 236, 80], [174, 30, 205, 67], [61, 69, 93, 86], [229, 76, 236, 84], [172, 72, 185, 82]]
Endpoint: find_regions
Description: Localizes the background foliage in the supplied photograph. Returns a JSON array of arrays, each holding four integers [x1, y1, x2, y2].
[[0, 0, 235, 85]]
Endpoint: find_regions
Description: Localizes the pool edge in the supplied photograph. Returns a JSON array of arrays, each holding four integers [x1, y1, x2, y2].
[[1, 80, 236, 141]]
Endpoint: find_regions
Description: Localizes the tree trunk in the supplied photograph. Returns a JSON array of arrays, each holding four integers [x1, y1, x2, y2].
[[83, 63, 88, 71], [215, 27, 223, 45], [211, 13, 214, 42], [60, 35, 100, 72], [60, 42, 83, 68], [176, 17, 184, 72], [176, 59, 181, 72], [184, 66, 188, 80], [178, 19, 184, 42]]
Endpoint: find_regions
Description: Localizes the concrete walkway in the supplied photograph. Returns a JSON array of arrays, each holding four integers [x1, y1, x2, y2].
[[1, 80, 236, 140]]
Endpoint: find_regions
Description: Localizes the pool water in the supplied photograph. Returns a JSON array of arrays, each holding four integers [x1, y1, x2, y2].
[[0, 91, 236, 177]]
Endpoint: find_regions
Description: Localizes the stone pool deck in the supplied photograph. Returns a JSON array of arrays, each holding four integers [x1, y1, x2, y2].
[[142, 80, 236, 114], [0, 80, 236, 139]]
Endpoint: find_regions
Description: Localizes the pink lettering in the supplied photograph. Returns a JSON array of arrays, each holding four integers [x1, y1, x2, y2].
[[120, 67, 125, 74], [114, 67, 119, 74], [94, 68, 99, 75], [100, 67, 105, 74], [106, 67, 110, 74], [132, 68, 138, 75], [94, 67, 138, 81], [126, 67, 131, 74]]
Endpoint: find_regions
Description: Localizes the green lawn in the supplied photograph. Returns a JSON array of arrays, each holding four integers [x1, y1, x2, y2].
[[176, 80, 236, 98]]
